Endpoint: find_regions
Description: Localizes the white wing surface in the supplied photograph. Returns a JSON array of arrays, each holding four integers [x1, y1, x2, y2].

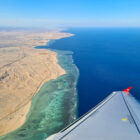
[[47, 89, 140, 140]]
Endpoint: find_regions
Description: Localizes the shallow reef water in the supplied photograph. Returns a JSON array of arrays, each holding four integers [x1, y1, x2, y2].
[[0, 50, 79, 140]]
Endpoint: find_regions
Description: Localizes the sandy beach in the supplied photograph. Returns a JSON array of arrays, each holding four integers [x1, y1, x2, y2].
[[0, 29, 73, 136]]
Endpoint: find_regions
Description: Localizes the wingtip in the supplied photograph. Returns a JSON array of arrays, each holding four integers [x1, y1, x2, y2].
[[123, 87, 133, 95]]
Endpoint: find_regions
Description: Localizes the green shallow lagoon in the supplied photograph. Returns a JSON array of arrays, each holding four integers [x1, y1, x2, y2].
[[0, 50, 79, 140]]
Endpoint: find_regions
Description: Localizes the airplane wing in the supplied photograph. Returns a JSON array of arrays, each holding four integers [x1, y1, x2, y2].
[[47, 88, 140, 140]]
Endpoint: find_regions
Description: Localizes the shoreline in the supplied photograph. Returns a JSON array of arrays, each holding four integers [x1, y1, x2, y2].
[[0, 51, 65, 120], [0, 47, 66, 137], [0, 30, 73, 136]]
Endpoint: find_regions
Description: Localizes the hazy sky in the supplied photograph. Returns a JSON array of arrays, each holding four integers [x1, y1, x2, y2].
[[0, 0, 140, 27]]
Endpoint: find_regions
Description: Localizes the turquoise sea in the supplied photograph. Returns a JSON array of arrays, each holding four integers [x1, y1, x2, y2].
[[0, 50, 79, 140]]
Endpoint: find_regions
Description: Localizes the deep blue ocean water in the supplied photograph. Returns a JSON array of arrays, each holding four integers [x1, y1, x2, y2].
[[44, 28, 140, 116]]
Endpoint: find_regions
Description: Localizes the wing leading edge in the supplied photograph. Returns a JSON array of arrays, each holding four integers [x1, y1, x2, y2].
[[47, 91, 140, 140]]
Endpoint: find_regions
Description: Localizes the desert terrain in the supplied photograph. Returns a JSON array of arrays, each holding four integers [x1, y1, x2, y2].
[[0, 28, 73, 135]]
